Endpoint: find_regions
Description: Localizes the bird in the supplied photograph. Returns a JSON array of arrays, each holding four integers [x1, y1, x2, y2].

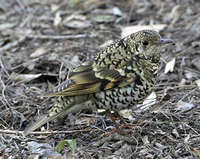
[[24, 30, 174, 136]]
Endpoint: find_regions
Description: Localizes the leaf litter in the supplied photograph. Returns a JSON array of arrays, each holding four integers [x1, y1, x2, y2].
[[0, 0, 200, 158]]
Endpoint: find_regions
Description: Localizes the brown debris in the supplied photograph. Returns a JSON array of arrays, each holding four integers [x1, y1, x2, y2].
[[0, 0, 200, 158]]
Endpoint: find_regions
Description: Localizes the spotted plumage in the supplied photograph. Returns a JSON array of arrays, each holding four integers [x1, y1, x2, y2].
[[24, 30, 174, 136]]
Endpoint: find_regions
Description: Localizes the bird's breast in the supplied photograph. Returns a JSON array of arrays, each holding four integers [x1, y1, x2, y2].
[[94, 75, 157, 111]]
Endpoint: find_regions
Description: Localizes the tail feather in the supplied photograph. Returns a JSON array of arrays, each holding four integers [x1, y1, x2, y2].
[[23, 110, 67, 136], [23, 100, 91, 136]]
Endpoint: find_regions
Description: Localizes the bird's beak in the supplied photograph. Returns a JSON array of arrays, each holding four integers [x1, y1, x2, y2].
[[160, 39, 174, 45]]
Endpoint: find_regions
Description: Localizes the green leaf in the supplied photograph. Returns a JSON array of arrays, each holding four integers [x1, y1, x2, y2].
[[57, 140, 67, 153], [67, 139, 77, 154], [57, 139, 77, 154]]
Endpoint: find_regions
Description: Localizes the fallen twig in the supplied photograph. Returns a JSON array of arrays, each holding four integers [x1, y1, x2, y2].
[[26, 34, 95, 40], [0, 128, 104, 136], [0, 35, 27, 53]]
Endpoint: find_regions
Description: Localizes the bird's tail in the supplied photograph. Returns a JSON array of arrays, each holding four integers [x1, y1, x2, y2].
[[23, 110, 67, 136], [23, 96, 92, 136]]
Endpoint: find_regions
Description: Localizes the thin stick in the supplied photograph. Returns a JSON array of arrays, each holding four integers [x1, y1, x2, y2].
[[0, 128, 104, 136], [26, 34, 95, 40], [0, 57, 10, 108], [0, 35, 27, 53]]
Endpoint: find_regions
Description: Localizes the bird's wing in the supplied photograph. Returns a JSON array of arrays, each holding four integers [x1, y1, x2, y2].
[[44, 59, 137, 97], [44, 40, 138, 97]]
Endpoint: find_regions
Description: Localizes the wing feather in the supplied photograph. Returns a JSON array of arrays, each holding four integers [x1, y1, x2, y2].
[[44, 50, 137, 97]]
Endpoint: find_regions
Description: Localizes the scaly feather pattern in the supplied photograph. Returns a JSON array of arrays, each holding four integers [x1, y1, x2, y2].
[[24, 30, 173, 136]]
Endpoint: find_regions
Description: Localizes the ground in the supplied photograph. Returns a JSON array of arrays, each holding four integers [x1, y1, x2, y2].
[[0, 0, 200, 158]]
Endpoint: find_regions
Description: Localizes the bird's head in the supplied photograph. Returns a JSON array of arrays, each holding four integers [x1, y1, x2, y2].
[[127, 30, 174, 62]]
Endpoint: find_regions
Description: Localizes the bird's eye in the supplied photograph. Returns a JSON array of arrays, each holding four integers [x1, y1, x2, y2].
[[141, 40, 149, 46]]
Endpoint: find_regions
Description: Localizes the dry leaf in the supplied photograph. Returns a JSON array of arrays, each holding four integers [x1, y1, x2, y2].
[[121, 24, 167, 38], [142, 136, 150, 145], [114, 144, 132, 156], [70, 55, 80, 64], [155, 143, 168, 150], [10, 73, 42, 83], [92, 7, 122, 16], [184, 135, 190, 143], [23, 58, 39, 70], [27, 141, 62, 158], [54, 12, 62, 27], [140, 148, 150, 155], [172, 129, 180, 138], [30, 48, 47, 58], [97, 109, 105, 113], [195, 79, 200, 89], [184, 69, 198, 79], [92, 15, 116, 23], [63, 14, 86, 23], [112, 7, 123, 16], [64, 20, 91, 29], [51, 4, 59, 12], [0, 23, 16, 31], [179, 78, 187, 86], [119, 109, 133, 121], [138, 91, 157, 110], [175, 101, 194, 112], [191, 58, 200, 71], [165, 57, 176, 74]]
